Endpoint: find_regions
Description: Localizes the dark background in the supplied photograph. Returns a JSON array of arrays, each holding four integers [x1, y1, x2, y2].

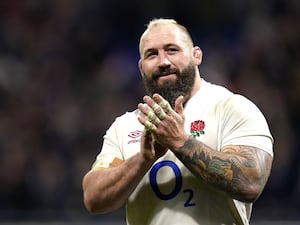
[[0, 0, 299, 224]]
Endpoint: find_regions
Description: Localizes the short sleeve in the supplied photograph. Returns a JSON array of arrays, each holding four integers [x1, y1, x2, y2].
[[220, 94, 274, 157], [92, 118, 125, 170]]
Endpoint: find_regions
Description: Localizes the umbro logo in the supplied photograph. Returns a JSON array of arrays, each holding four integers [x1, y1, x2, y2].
[[128, 130, 143, 138], [128, 130, 143, 144]]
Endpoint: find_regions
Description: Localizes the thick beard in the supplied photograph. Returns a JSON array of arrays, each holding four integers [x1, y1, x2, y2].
[[143, 62, 196, 108]]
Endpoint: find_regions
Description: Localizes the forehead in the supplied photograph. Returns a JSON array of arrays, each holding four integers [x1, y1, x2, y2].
[[140, 24, 191, 53]]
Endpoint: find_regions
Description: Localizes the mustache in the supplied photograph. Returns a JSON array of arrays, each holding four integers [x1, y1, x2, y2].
[[152, 67, 179, 78]]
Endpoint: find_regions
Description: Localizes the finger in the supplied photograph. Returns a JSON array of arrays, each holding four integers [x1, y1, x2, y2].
[[156, 109, 166, 120], [143, 95, 167, 120], [152, 103, 160, 113], [144, 120, 157, 131], [143, 127, 151, 136], [174, 95, 184, 116], [151, 103, 166, 120], [138, 102, 153, 117], [146, 110, 160, 126], [153, 94, 173, 114], [159, 99, 172, 113], [137, 105, 156, 127]]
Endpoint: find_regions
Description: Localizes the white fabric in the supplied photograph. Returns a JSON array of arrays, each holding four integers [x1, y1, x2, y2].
[[92, 79, 273, 225]]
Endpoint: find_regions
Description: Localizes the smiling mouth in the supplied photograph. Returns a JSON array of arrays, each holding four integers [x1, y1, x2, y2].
[[159, 72, 175, 77], [156, 73, 177, 83], [153, 73, 173, 80], [155, 70, 177, 79]]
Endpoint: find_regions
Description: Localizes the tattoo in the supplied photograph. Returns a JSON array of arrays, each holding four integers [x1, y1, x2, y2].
[[176, 137, 272, 200]]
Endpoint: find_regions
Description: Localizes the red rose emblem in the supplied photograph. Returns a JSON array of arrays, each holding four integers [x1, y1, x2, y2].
[[190, 120, 205, 137]]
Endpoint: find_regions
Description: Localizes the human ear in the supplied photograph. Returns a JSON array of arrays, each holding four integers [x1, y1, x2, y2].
[[138, 59, 144, 77], [193, 47, 203, 66]]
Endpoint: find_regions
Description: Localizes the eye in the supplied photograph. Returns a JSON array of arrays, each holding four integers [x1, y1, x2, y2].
[[167, 47, 178, 54], [145, 50, 158, 59]]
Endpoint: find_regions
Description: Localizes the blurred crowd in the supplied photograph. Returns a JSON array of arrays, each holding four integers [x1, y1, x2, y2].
[[0, 0, 299, 222]]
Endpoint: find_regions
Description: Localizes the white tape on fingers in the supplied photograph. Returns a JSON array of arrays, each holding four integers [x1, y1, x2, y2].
[[159, 99, 172, 113], [144, 120, 157, 131]]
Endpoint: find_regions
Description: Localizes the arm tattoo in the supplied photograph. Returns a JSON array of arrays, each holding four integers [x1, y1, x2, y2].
[[176, 137, 272, 201]]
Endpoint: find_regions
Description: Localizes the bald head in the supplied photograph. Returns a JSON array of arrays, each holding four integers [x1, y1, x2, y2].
[[139, 18, 194, 57]]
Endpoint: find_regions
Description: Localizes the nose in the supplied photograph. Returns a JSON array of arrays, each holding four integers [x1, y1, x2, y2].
[[158, 52, 171, 68]]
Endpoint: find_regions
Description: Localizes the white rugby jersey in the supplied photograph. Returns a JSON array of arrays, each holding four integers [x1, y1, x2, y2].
[[92, 79, 273, 225]]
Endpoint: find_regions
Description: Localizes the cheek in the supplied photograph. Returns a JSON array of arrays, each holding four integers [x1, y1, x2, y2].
[[140, 61, 156, 76], [170, 54, 190, 67]]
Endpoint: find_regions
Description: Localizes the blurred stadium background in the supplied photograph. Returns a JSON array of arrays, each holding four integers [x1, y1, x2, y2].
[[0, 0, 299, 224]]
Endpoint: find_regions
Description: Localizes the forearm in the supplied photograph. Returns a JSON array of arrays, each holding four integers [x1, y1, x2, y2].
[[173, 137, 272, 202], [83, 152, 153, 213]]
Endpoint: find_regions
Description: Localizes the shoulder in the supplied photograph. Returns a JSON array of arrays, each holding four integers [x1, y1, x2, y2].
[[113, 109, 139, 123], [202, 79, 233, 97], [104, 109, 143, 142], [219, 94, 273, 155], [221, 94, 264, 118], [201, 79, 259, 112], [106, 110, 140, 133], [200, 79, 234, 104], [199, 79, 262, 114]]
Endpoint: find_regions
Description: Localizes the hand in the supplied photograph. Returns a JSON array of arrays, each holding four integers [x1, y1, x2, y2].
[[138, 94, 189, 151], [140, 129, 168, 162]]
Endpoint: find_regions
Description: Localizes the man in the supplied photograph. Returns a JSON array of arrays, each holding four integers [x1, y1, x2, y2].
[[82, 18, 273, 225]]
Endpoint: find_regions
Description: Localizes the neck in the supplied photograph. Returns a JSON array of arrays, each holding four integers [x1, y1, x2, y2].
[[190, 72, 202, 97], [183, 73, 202, 106]]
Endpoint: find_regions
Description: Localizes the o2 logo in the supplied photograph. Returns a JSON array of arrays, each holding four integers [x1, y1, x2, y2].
[[149, 160, 196, 207]]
